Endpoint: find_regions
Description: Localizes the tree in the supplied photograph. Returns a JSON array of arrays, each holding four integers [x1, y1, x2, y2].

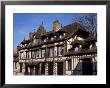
[[74, 13, 97, 38]]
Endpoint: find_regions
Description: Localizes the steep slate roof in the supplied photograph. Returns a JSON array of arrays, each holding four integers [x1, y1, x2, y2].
[[85, 35, 97, 43], [18, 22, 90, 50], [71, 40, 86, 46], [21, 39, 31, 45], [65, 35, 97, 56], [64, 47, 97, 56]]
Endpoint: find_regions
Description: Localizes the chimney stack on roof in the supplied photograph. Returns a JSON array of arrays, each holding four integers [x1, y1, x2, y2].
[[53, 20, 61, 32]]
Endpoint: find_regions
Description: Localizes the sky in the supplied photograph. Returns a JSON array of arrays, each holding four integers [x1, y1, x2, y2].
[[13, 13, 89, 49]]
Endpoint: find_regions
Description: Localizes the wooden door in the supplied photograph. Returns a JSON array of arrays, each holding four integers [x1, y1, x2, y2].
[[82, 59, 93, 75], [57, 62, 63, 75], [48, 62, 53, 75]]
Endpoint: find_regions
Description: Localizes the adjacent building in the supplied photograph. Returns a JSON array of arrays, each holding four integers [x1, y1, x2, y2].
[[14, 20, 97, 75]]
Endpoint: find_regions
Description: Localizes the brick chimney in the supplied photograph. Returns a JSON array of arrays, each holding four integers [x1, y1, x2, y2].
[[53, 20, 61, 32]]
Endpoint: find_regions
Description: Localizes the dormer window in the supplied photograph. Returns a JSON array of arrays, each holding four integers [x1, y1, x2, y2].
[[63, 33, 66, 36], [34, 36, 36, 38], [77, 36, 83, 40], [79, 45, 82, 48], [58, 46, 64, 56], [75, 47, 79, 51], [44, 39, 46, 42], [89, 44, 92, 49], [74, 35, 77, 39], [25, 44, 27, 46], [60, 35, 62, 38], [33, 39, 37, 44], [95, 42, 97, 46]]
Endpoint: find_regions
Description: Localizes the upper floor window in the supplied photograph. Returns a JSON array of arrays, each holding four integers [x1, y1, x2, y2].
[[74, 35, 77, 39], [50, 48, 54, 57], [68, 60, 71, 70], [46, 37, 48, 40], [41, 49, 45, 58], [20, 52, 23, 59], [29, 51, 31, 59], [39, 50, 41, 58], [33, 39, 37, 44], [36, 50, 39, 58], [47, 48, 54, 57], [95, 42, 97, 46], [26, 52, 29, 59], [32, 51, 36, 59], [20, 52, 26, 59], [34, 35, 36, 38], [58, 46, 64, 56], [55, 36, 57, 38], [77, 36, 83, 40], [89, 44, 93, 49], [54, 50, 57, 56]]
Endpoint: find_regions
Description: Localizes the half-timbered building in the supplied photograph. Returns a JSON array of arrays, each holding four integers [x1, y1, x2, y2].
[[14, 20, 97, 75]]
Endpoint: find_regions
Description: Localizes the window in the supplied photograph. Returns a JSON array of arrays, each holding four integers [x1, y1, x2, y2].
[[32, 51, 36, 59], [44, 39, 46, 42], [77, 36, 83, 40], [47, 48, 54, 57], [54, 50, 57, 56], [21, 52, 25, 59], [26, 52, 29, 59], [63, 33, 65, 36], [51, 37, 54, 40], [41, 49, 45, 58], [89, 44, 92, 49], [58, 46, 64, 56], [60, 35, 62, 38], [75, 47, 79, 51], [39, 50, 41, 58], [19, 52, 22, 59], [68, 60, 71, 70], [95, 42, 97, 46], [49, 48, 54, 57], [33, 39, 37, 44], [46, 37, 48, 41], [29, 51, 31, 59], [36, 50, 39, 58]]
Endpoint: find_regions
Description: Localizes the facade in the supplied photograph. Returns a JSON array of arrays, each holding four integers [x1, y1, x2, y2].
[[14, 20, 97, 75]]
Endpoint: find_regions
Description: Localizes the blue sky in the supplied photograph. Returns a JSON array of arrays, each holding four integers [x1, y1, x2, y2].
[[13, 13, 89, 49]]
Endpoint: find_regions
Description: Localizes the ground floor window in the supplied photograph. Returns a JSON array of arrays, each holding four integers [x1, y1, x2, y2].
[[68, 60, 71, 70]]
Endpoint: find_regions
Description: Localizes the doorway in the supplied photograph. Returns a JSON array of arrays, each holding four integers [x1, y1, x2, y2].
[[41, 62, 45, 75], [35, 64, 40, 75], [82, 59, 93, 75], [57, 62, 63, 75], [48, 62, 54, 75]]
